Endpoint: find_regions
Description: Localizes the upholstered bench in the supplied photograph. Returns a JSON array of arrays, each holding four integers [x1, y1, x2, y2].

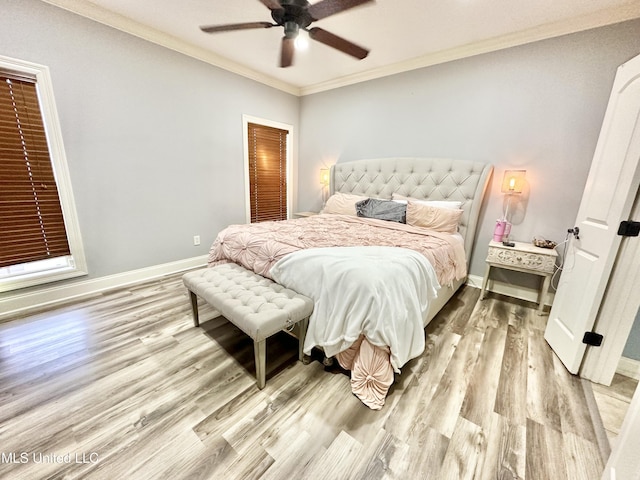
[[182, 263, 313, 389]]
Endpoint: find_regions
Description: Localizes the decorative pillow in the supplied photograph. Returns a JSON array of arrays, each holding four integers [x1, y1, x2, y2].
[[321, 192, 369, 216], [356, 198, 407, 223], [406, 201, 463, 233], [392, 193, 463, 210]]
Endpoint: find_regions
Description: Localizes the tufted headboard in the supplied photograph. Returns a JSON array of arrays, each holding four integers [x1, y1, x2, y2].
[[330, 157, 493, 268]]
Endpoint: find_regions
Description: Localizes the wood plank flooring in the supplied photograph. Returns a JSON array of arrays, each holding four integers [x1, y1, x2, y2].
[[0, 272, 617, 479], [592, 373, 638, 446]]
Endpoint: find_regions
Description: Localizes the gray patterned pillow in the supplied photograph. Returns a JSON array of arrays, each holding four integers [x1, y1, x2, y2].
[[355, 198, 407, 223]]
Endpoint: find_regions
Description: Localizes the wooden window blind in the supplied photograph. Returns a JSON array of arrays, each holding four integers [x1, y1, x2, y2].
[[0, 74, 71, 269], [247, 122, 288, 223]]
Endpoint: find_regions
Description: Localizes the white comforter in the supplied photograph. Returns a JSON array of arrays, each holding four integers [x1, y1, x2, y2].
[[269, 246, 440, 372]]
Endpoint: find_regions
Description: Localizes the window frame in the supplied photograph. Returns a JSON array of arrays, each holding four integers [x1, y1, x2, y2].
[[0, 55, 87, 292], [242, 115, 293, 223]]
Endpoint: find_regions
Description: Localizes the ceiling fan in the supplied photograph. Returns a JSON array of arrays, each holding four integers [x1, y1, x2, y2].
[[200, 0, 374, 68]]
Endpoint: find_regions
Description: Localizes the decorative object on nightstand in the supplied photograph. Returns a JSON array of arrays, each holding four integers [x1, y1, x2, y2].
[[320, 168, 330, 207], [494, 169, 526, 244], [480, 240, 558, 315], [532, 237, 558, 249]]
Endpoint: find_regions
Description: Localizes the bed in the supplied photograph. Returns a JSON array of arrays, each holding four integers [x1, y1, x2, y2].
[[207, 157, 493, 408]]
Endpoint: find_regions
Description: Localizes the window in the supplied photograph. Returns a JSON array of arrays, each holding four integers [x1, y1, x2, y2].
[[0, 55, 86, 292], [243, 116, 293, 223]]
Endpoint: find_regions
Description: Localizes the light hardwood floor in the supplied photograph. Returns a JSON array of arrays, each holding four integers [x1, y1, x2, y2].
[[0, 272, 623, 479], [592, 373, 637, 447]]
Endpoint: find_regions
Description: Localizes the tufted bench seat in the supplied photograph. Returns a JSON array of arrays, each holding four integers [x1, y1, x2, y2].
[[182, 263, 313, 389]]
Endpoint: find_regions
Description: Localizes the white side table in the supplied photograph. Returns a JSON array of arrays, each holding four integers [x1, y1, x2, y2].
[[480, 240, 558, 314]]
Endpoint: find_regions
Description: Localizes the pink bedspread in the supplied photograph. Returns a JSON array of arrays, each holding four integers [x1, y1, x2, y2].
[[206, 214, 467, 409], [208, 214, 466, 286]]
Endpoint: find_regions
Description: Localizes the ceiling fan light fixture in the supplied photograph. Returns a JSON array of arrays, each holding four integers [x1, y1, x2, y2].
[[283, 20, 299, 38], [294, 33, 309, 50]]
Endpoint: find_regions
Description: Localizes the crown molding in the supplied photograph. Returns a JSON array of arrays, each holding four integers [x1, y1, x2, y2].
[[39, 0, 302, 96], [300, 2, 640, 96], [40, 1, 640, 97]]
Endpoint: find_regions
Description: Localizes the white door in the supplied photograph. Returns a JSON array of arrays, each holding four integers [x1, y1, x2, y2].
[[544, 52, 640, 374], [580, 190, 640, 385]]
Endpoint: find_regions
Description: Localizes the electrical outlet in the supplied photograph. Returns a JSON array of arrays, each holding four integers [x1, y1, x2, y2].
[[193, 235, 200, 246]]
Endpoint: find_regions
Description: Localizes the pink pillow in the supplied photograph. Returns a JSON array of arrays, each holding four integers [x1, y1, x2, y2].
[[321, 192, 368, 216], [406, 201, 463, 233]]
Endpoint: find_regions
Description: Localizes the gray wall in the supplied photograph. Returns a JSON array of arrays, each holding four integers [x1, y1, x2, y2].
[[623, 308, 640, 361], [2, 0, 640, 294], [298, 19, 640, 279], [0, 0, 299, 290]]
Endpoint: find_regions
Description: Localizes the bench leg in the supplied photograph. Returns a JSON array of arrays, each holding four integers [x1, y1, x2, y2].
[[298, 317, 309, 362], [254, 339, 266, 389], [189, 291, 200, 327]]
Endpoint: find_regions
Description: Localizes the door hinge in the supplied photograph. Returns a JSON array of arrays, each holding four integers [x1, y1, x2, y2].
[[617, 220, 640, 237], [582, 331, 604, 347]]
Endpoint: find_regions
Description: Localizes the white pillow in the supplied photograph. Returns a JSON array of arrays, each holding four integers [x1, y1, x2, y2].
[[321, 192, 369, 216], [392, 193, 463, 210]]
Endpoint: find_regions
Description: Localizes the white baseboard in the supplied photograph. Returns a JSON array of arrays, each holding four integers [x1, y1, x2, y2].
[[1, 264, 559, 322], [466, 275, 484, 289], [467, 274, 555, 306], [617, 357, 640, 381], [0, 255, 208, 322]]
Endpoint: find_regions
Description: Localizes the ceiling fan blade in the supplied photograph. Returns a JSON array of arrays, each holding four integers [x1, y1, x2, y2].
[[308, 0, 373, 21], [200, 22, 274, 33], [258, 0, 282, 10], [280, 36, 295, 67], [308, 27, 369, 59]]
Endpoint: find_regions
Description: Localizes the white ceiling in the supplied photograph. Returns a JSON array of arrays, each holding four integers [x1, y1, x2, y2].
[[43, 0, 640, 95]]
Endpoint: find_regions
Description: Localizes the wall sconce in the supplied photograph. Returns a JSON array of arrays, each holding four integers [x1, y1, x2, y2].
[[320, 168, 330, 206], [501, 169, 526, 195], [494, 170, 526, 243], [319, 168, 330, 187], [501, 170, 526, 221]]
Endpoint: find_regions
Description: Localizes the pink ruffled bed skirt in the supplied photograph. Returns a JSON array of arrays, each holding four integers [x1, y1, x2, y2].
[[336, 335, 394, 410]]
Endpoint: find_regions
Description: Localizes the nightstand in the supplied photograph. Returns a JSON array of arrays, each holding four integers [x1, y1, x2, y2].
[[293, 211, 318, 218], [480, 240, 558, 314]]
